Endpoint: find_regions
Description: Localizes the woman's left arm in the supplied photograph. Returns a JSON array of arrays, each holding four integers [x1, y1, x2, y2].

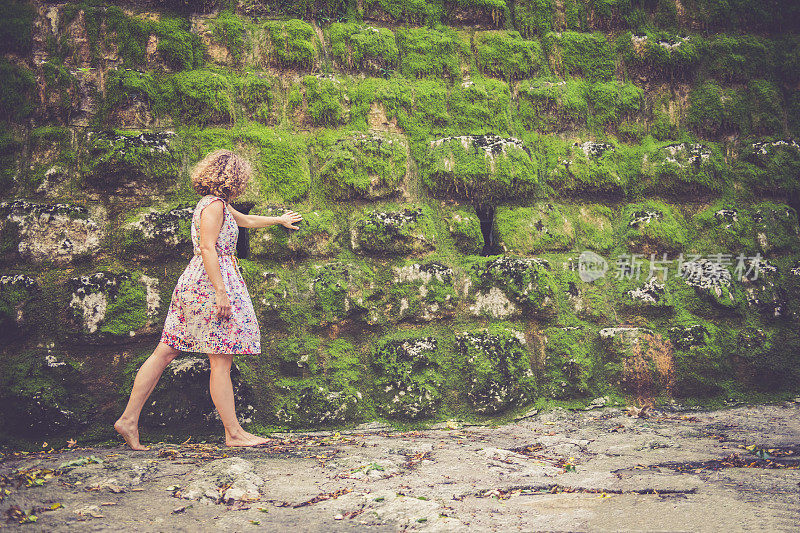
[[227, 204, 303, 229]]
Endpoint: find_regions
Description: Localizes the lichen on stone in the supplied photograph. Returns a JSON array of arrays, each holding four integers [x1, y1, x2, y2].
[[371, 335, 442, 420], [0, 200, 101, 265], [455, 324, 535, 414]]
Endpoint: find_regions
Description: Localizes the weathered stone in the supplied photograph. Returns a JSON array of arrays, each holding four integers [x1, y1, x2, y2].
[[455, 326, 535, 414], [250, 207, 343, 260], [0, 274, 39, 341], [385, 262, 458, 322], [371, 336, 442, 420], [82, 130, 178, 192], [318, 132, 407, 200], [274, 379, 362, 427], [182, 457, 264, 505], [467, 256, 556, 319], [350, 205, 435, 256], [120, 204, 193, 261], [599, 327, 674, 398], [0, 345, 88, 438], [64, 271, 159, 343], [442, 204, 484, 255], [0, 200, 102, 265], [422, 134, 539, 202]]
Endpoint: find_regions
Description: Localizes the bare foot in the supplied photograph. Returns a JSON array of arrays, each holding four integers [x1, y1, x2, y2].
[[114, 419, 150, 451], [226, 430, 270, 447]]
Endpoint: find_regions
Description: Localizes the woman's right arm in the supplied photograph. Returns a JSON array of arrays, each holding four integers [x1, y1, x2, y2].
[[198, 199, 231, 319]]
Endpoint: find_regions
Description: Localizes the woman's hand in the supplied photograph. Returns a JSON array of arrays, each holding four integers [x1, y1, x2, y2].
[[214, 288, 232, 319], [279, 210, 303, 230]]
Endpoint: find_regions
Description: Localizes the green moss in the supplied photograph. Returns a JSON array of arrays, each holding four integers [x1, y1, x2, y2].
[[513, 0, 554, 38], [162, 70, 235, 126], [688, 78, 785, 138], [542, 137, 631, 196], [551, 262, 616, 324], [396, 25, 469, 80], [516, 77, 589, 132], [155, 16, 206, 71], [258, 0, 349, 20], [691, 201, 758, 257], [351, 203, 438, 256], [620, 200, 687, 253], [495, 203, 576, 253], [120, 203, 194, 261], [99, 276, 148, 336], [699, 34, 778, 83], [0, 347, 88, 440], [541, 325, 599, 399], [454, 322, 536, 413], [467, 255, 558, 319], [546, 31, 615, 82], [180, 124, 310, 203], [0, 129, 20, 190], [212, 9, 246, 64], [732, 325, 800, 392], [234, 72, 276, 125], [329, 23, 399, 74], [421, 135, 540, 203], [83, 130, 179, 188], [0, 1, 35, 56], [668, 260, 742, 316], [516, 77, 642, 133], [287, 84, 303, 111], [586, 81, 644, 130], [666, 320, 732, 398], [250, 206, 343, 260], [750, 202, 800, 255], [0, 275, 38, 341], [274, 334, 322, 376], [617, 30, 701, 80], [448, 77, 512, 134], [385, 261, 459, 322], [442, 204, 484, 255], [363, 0, 440, 25], [371, 335, 443, 419], [61, 3, 147, 68], [315, 131, 407, 200], [61, 4, 203, 71], [273, 376, 364, 427], [303, 75, 344, 126], [635, 139, 726, 196], [236, 123, 310, 202], [263, 19, 318, 69], [562, 0, 587, 30], [272, 337, 366, 427], [473, 31, 544, 80], [735, 140, 800, 196], [102, 69, 165, 121], [41, 61, 80, 121]]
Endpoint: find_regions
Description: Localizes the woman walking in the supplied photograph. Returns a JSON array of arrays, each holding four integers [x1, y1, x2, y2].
[[114, 149, 302, 450]]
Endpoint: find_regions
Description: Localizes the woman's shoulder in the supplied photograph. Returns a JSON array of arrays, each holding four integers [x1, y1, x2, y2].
[[197, 194, 226, 206]]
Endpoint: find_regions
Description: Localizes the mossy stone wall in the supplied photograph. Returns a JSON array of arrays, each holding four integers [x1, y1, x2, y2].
[[1, 0, 799, 446]]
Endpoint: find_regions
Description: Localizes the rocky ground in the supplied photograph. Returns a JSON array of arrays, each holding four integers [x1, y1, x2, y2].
[[2, 402, 800, 532]]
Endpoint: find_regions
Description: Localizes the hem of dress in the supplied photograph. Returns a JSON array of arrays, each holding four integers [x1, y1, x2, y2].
[[160, 331, 260, 355]]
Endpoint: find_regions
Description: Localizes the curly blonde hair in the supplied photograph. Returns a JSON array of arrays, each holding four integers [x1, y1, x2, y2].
[[190, 149, 252, 202]]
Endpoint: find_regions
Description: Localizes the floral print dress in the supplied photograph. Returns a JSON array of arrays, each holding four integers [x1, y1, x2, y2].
[[160, 195, 261, 354]]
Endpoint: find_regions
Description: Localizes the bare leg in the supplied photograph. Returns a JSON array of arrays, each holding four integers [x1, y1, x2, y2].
[[208, 353, 269, 447], [114, 342, 180, 450]]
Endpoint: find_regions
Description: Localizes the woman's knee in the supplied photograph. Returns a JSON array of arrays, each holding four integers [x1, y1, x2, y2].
[[208, 353, 233, 371], [155, 342, 180, 364]]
